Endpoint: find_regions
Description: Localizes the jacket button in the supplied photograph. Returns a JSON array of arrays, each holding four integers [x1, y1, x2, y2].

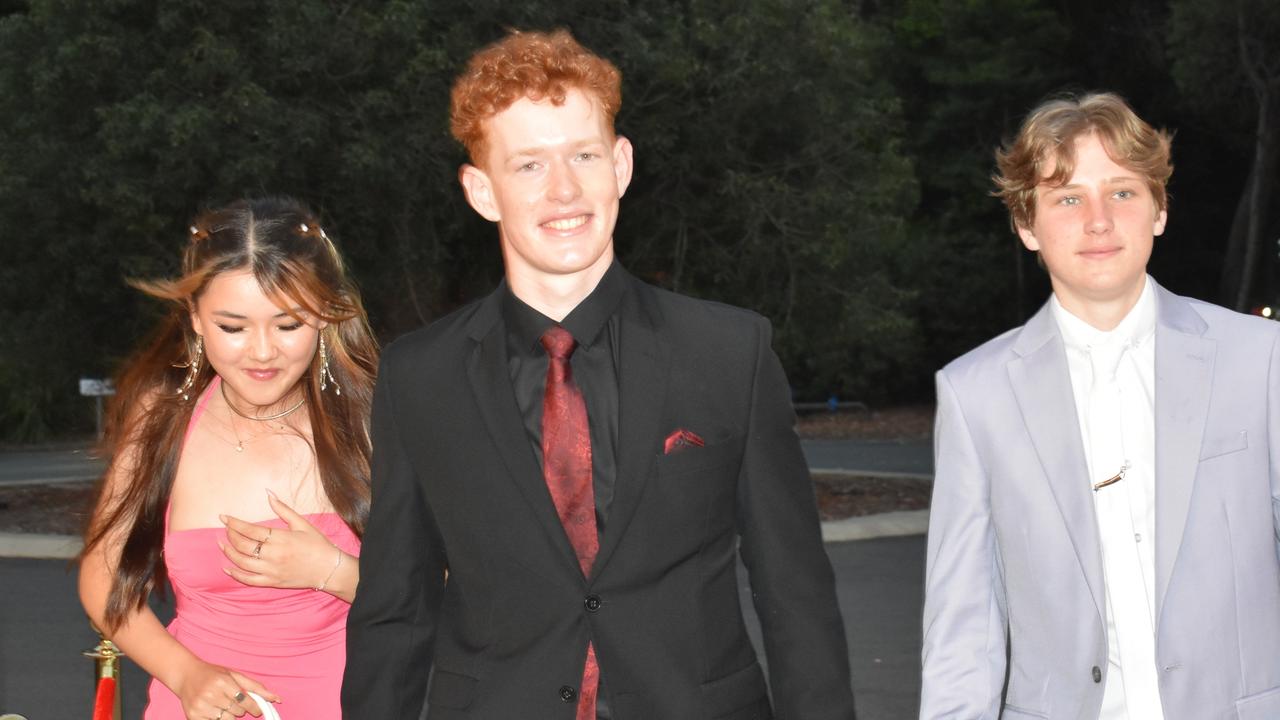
[[559, 685, 577, 703], [1092, 666, 1102, 683], [584, 594, 602, 612]]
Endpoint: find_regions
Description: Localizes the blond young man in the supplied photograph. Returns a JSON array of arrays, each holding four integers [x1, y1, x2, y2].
[[921, 93, 1280, 719]]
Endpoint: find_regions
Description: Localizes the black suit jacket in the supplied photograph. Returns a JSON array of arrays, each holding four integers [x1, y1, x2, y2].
[[342, 268, 855, 719]]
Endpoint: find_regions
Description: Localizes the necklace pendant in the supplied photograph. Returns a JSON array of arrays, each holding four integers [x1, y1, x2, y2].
[[236, 441, 244, 452]]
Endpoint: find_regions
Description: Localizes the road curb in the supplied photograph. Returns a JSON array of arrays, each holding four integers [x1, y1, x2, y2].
[[821, 510, 928, 542], [0, 510, 932, 560]]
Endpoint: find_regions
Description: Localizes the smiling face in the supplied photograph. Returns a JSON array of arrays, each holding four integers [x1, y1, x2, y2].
[[459, 88, 633, 308], [191, 269, 321, 413], [1018, 132, 1167, 324]]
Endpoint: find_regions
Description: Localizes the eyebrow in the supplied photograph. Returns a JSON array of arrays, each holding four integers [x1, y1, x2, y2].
[[1046, 176, 1143, 191], [211, 309, 301, 320], [504, 138, 608, 164]]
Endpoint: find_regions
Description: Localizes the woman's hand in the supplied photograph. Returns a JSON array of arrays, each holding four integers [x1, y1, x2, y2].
[[173, 659, 279, 719], [219, 490, 340, 591]]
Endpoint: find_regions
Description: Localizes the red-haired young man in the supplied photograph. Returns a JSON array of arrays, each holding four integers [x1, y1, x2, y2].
[[343, 29, 856, 720]]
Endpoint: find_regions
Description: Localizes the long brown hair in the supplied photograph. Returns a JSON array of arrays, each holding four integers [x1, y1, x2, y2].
[[81, 197, 378, 630]]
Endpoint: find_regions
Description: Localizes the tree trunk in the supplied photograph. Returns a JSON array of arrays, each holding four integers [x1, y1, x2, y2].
[[1235, 90, 1275, 312], [1219, 168, 1251, 307]]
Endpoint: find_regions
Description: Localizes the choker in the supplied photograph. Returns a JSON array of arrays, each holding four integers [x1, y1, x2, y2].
[[220, 380, 306, 422]]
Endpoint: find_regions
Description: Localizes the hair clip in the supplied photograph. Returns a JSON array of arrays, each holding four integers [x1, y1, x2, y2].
[[189, 225, 199, 235], [299, 222, 330, 241]]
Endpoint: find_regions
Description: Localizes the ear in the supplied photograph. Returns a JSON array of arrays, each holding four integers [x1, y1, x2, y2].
[[459, 164, 501, 223], [612, 135, 634, 198], [1016, 224, 1040, 252], [190, 306, 205, 338], [1153, 207, 1168, 237]]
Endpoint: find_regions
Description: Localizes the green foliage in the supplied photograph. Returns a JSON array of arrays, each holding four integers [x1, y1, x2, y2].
[[0, 0, 474, 439], [1167, 0, 1279, 130], [3, 0, 1250, 440], [610, 0, 922, 401], [881, 0, 1072, 372], [0, 0, 919, 439]]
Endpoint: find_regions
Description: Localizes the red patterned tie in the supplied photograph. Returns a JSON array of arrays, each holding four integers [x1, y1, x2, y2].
[[540, 326, 599, 719]]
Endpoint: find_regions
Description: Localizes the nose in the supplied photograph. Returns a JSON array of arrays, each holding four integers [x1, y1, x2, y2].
[[547, 158, 582, 203], [1085, 197, 1113, 235], [248, 327, 275, 362]]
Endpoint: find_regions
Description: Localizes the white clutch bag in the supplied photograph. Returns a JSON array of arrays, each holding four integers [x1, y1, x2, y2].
[[247, 692, 282, 720]]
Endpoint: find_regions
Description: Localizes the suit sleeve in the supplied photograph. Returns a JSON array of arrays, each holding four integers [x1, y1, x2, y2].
[[341, 354, 446, 717], [919, 369, 1007, 719], [736, 317, 857, 719]]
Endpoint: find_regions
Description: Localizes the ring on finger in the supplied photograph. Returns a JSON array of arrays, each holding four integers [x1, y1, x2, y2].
[[233, 690, 246, 703], [215, 708, 226, 720], [252, 541, 264, 559]]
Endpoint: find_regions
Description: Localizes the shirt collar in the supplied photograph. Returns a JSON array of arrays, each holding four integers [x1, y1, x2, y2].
[[1052, 274, 1157, 353], [502, 259, 625, 352]]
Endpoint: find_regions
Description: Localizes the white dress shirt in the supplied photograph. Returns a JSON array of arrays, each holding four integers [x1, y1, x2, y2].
[[1052, 276, 1165, 720]]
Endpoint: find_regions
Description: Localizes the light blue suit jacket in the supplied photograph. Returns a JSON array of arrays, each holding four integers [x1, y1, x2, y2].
[[921, 281, 1280, 719]]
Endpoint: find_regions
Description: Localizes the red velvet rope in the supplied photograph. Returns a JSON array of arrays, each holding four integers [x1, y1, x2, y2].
[[92, 676, 115, 720]]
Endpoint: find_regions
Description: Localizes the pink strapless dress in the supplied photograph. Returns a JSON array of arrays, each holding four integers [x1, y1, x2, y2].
[[143, 513, 360, 719]]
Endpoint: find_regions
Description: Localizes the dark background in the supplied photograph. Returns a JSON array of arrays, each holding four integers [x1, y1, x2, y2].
[[1, 0, 1276, 442]]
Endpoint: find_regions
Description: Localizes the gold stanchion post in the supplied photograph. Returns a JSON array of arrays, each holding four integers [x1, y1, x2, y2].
[[83, 625, 124, 720]]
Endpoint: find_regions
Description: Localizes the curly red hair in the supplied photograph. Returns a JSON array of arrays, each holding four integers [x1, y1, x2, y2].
[[450, 29, 622, 165]]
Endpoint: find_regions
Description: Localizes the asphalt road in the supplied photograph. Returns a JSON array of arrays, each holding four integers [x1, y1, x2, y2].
[[0, 535, 924, 719], [0, 447, 103, 487], [802, 438, 933, 477], [0, 438, 934, 487]]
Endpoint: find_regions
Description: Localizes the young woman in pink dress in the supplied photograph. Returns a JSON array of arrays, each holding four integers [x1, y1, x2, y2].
[[78, 197, 378, 719]]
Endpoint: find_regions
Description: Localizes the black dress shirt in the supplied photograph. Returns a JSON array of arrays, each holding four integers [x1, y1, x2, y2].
[[502, 262, 626, 720], [502, 261, 624, 529]]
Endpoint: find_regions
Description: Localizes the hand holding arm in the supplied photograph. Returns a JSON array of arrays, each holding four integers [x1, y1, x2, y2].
[[220, 490, 359, 603]]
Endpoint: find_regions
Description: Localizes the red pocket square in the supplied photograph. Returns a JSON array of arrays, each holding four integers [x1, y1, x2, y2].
[[663, 428, 705, 454]]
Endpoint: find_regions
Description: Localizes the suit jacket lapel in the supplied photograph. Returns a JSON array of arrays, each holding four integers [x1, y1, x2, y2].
[[1151, 283, 1214, 622], [1007, 302, 1106, 621], [464, 287, 582, 572], [592, 275, 671, 576]]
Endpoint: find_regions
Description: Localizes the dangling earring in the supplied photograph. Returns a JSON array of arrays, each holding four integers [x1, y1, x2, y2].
[[176, 335, 203, 401], [319, 333, 341, 395]]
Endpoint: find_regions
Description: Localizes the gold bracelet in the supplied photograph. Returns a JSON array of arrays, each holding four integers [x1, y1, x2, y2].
[[315, 547, 342, 592]]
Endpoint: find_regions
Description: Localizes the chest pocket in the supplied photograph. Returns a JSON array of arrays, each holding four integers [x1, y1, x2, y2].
[[1199, 430, 1247, 461], [655, 433, 743, 479]]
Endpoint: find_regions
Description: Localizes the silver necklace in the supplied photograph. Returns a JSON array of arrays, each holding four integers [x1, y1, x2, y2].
[[220, 381, 306, 452]]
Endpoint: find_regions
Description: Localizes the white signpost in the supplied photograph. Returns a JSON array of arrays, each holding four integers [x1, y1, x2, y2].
[[79, 378, 116, 439]]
